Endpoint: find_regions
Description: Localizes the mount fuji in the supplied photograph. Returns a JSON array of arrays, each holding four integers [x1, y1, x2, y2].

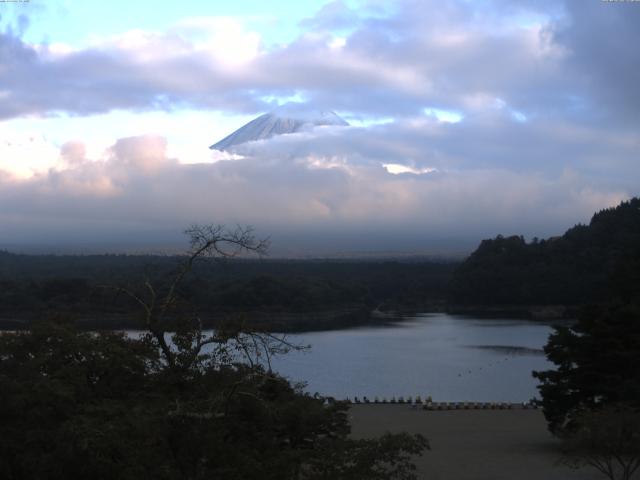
[[210, 103, 349, 151]]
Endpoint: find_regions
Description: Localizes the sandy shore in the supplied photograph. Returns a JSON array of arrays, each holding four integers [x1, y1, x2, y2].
[[349, 405, 601, 480]]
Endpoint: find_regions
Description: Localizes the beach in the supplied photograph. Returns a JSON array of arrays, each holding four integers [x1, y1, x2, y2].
[[349, 405, 602, 480]]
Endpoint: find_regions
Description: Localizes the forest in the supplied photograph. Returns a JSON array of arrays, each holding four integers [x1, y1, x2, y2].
[[0, 252, 455, 331], [450, 197, 640, 308], [2, 197, 639, 331]]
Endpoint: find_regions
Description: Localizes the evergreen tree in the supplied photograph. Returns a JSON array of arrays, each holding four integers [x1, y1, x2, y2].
[[533, 303, 640, 434]]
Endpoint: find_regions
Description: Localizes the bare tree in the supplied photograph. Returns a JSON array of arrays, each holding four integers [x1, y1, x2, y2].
[[117, 224, 301, 371]]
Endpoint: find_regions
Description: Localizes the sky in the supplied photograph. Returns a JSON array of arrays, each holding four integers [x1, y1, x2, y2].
[[0, 0, 638, 255]]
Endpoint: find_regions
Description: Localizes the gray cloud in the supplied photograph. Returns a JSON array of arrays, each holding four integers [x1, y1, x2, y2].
[[0, 130, 629, 254], [551, 1, 640, 123], [0, 0, 638, 254], [0, 0, 637, 127]]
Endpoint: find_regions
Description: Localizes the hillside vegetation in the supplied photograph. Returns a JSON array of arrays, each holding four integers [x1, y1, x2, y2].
[[450, 197, 640, 307]]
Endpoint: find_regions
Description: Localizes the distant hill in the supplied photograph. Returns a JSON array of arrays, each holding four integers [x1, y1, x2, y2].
[[210, 102, 348, 151], [450, 197, 640, 307]]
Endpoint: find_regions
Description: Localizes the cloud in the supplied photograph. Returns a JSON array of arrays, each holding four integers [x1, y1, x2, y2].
[[0, 0, 636, 128], [59, 141, 85, 163], [0, 0, 638, 253], [551, 1, 640, 122], [0, 129, 630, 254], [108, 135, 175, 173]]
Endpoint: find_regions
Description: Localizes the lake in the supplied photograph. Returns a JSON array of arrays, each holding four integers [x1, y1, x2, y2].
[[269, 313, 556, 403]]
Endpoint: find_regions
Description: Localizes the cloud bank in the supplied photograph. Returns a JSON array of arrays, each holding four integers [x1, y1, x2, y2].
[[0, 128, 628, 254], [0, 0, 638, 254]]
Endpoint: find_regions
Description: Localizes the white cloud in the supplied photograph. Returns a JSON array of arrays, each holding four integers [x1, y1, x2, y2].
[[383, 164, 437, 175], [173, 16, 262, 67], [0, 128, 59, 179]]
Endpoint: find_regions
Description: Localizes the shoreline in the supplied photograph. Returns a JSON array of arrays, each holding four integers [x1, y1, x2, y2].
[[346, 400, 538, 410], [445, 304, 578, 321], [0, 305, 574, 333], [0, 307, 382, 333]]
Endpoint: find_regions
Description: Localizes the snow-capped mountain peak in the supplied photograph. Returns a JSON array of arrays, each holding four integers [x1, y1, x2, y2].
[[210, 103, 348, 151]]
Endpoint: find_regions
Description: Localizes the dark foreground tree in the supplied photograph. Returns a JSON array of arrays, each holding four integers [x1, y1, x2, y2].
[[533, 302, 640, 479], [0, 225, 428, 480], [560, 405, 640, 480], [533, 303, 640, 435]]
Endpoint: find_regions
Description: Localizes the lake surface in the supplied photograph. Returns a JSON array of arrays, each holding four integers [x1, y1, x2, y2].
[[269, 313, 556, 403]]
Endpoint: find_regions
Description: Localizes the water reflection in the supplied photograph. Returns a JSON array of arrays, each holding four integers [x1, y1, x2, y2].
[[270, 313, 554, 402]]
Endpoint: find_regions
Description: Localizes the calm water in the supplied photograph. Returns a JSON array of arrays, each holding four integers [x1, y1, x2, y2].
[[269, 313, 555, 403]]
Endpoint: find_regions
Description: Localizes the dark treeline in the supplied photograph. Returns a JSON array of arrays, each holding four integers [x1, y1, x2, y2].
[[450, 197, 640, 308], [0, 252, 456, 330], [527, 200, 640, 469], [3, 197, 640, 330]]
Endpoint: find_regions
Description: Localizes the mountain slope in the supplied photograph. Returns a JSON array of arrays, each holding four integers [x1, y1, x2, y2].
[[450, 197, 640, 306], [210, 103, 348, 151]]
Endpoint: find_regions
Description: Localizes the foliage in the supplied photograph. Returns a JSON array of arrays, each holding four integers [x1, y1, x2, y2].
[[0, 251, 455, 330], [561, 405, 640, 480], [528, 200, 640, 478], [533, 303, 640, 434], [0, 225, 428, 479], [450, 197, 640, 306]]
